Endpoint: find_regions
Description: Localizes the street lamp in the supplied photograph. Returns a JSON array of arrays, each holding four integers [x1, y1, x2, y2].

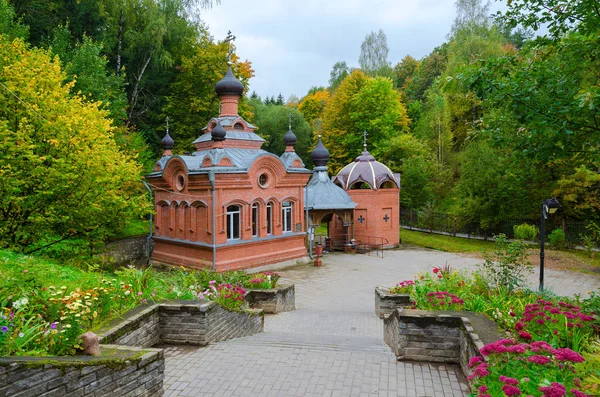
[[539, 197, 560, 292]]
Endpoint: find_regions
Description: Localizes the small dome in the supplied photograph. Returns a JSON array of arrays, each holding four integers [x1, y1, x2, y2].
[[284, 128, 297, 146], [161, 131, 174, 150], [311, 137, 329, 167], [211, 121, 226, 141], [215, 67, 244, 97], [334, 149, 398, 190]]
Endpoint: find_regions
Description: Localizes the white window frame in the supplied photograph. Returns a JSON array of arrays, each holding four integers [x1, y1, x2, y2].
[[282, 201, 292, 233], [226, 205, 240, 240], [266, 202, 273, 235]]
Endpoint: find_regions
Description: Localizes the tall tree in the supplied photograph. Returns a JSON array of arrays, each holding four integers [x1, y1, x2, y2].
[[358, 29, 391, 77], [321, 70, 409, 173], [298, 88, 329, 127], [162, 34, 254, 152], [393, 55, 419, 92], [250, 101, 313, 164], [328, 61, 349, 90], [0, 0, 28, 39], [0, 35, 145, 249]]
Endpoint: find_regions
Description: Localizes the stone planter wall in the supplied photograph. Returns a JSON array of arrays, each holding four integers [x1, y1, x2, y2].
[[383, 309, 502, 380], [0, 300, 263, 397], [374, 287, 412, 319], [245, 282, 295, 314], [0, 345, 163, 397], [97, 300, 264, 347]]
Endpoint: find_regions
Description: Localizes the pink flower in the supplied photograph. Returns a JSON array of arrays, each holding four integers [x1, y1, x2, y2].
[[571, 390, 588, 397], [478, 385, 488, 393], [138, 291, 143, 296], [528, 355, 551, 365], [499, 376, 519, 385], [432, 267, 439, 273], [468, 356, 483, 368], [502, 384, 521, 396], [518, 331, 532, 341], [554, 348, 585, 363], [515, 321, 524, 331], [539, 382, 566, 397]]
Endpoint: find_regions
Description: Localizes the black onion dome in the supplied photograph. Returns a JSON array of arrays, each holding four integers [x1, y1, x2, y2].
[[161, 131, 174, 150], [311, 137, 329, 167], [211, 121, 227, 142], [215, 67, 244, 97], [284, 128, 297, 146]]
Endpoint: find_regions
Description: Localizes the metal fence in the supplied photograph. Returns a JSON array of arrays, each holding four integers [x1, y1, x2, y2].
[[400, 207, 592, 247]]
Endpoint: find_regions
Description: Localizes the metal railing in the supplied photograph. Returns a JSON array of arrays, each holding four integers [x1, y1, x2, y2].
[[400, 207, 596, 247]]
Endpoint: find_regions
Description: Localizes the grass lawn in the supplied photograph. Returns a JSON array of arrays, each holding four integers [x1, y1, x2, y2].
[[401, 229, 600, 274], [400, 229, 494, 253]]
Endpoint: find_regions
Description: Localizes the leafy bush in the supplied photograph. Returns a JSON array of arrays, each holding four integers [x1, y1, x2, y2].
[[548, 228, 566, 250], [514, 223, 539, 241], [480, 234, 533, 291]]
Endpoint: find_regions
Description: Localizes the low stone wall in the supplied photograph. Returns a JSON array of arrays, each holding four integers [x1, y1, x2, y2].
[[103, 235, 152, 267], [383, 309, 502, 380], [160, 301, 263, 345], [0, 345, 163, 397], [0, 300, 264, 397], [97, 300, 264, 347], [374, 287, 411, 319], [245, 282, 295, 314]]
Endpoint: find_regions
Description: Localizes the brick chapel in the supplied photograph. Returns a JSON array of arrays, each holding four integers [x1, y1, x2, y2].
[[146, 63, 400, 271]]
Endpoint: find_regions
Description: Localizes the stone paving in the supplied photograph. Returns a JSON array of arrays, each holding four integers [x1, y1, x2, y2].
[[163, 245, 600, 397]]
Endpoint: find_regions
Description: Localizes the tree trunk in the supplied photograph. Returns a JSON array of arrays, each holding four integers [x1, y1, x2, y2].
[[116, 9, 124, 76], [127, 54, 152, 127]]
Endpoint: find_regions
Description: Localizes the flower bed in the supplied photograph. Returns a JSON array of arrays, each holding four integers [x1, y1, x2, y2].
[[0, 250, 276, 357], [384, 265, 600, 396]]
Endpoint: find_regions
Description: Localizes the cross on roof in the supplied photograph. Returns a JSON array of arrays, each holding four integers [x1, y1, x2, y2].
[[224, 30, 236, 64], [166, 116, 169, 133], [363, 130, 368, 149], [289, 113, 292, 130]]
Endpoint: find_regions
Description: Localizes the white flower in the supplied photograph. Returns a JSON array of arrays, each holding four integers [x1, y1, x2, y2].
[[12, 297, 29, 310], [18, 332, 24, 338], [124, 290, 131, 295]]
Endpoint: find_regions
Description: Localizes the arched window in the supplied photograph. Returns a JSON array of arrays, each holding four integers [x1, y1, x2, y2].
[[234, 122, 244, 130], [282, 201, 292, 233], [252, 203, 258, 237], [226, 205, 240, 240], [266, 202, 273, 235]]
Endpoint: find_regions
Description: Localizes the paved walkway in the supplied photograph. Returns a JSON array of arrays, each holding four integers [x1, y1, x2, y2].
[[163, 246, 600, 397]]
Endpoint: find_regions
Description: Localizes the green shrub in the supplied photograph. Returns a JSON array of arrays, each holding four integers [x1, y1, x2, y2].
[[480, 234, 533, 291], [548, 228, 566, 249], [513, 223, 538, 241]]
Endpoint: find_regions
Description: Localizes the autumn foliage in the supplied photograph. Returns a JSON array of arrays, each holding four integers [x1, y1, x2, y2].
[[0, 35, 146, 249]]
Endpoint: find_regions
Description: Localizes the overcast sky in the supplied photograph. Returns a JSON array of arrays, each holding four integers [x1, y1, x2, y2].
[[202, 0, 505, 100]]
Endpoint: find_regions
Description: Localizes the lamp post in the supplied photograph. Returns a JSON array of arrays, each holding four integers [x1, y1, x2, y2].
[[539, 197, 560, 292]]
